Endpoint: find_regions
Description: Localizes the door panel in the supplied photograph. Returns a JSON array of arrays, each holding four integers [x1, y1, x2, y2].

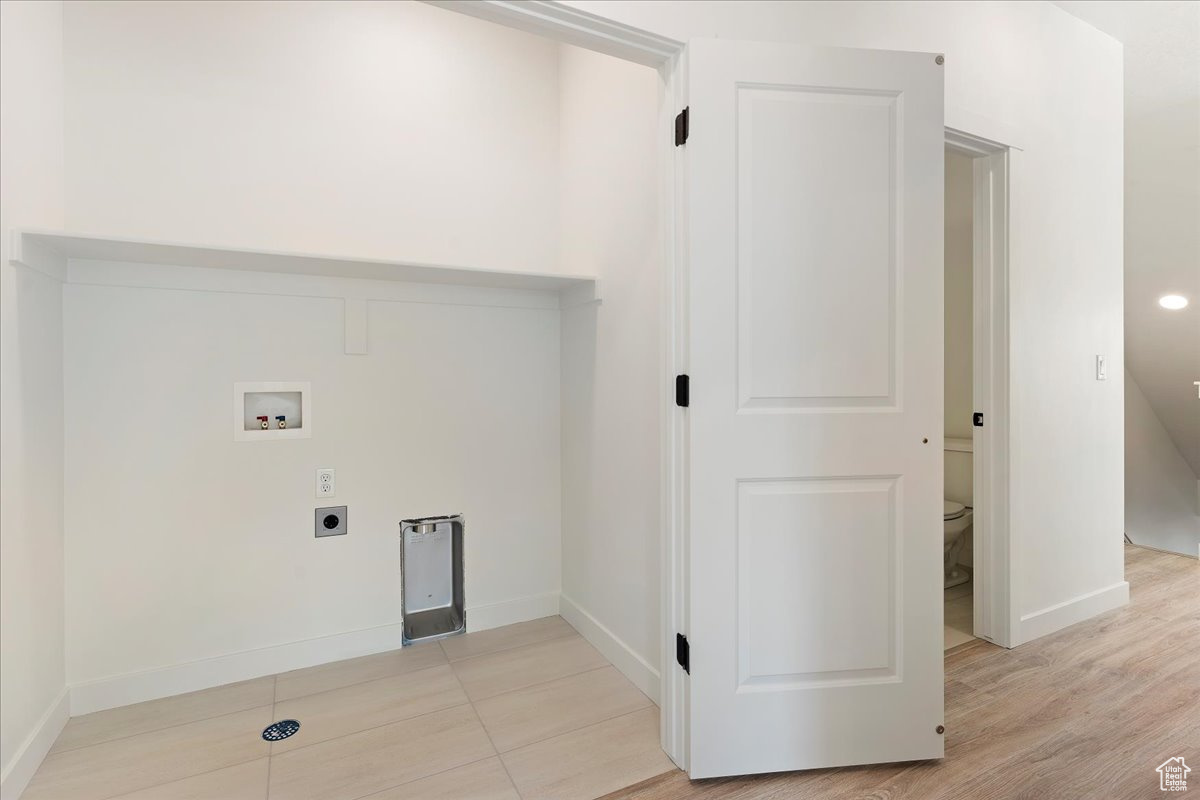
[[738, 86, 897, 409], [686, 39, 944, 778], [737, 477, 897, 684]]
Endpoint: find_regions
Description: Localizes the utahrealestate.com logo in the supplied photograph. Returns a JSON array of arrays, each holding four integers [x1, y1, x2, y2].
[[1158, 757, 1191, 792]]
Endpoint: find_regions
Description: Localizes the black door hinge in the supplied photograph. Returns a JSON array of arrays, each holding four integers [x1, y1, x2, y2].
[[675, 374, 690, 407], [973, 412, 984, 427], [675, 107, 689, 146], [676, 633, 690, 673]]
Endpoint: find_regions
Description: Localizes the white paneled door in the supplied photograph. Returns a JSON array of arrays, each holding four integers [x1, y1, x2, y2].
[[685, 40, 945, 778]]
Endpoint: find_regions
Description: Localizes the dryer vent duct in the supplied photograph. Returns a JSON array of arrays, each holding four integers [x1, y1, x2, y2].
[[399, 515, 465, 645]]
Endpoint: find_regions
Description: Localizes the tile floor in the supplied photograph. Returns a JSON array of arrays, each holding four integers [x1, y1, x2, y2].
[[943, 580, 975, 651], [25, 616, 675, 800]]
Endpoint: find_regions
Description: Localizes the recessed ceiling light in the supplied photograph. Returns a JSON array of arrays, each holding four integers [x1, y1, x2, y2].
[[1158, 294, 1188, 310]]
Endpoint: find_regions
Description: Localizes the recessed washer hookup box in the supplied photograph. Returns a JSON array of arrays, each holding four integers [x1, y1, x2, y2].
[[399, 514, 465, 645]]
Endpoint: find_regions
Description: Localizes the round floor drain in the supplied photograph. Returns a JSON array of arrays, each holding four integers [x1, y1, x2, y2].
[[262, 720, 301, 741]]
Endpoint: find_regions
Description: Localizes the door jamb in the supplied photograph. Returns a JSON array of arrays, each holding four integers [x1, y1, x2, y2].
[[945, 127, 1014, 648], [661, 47, 689, 772]]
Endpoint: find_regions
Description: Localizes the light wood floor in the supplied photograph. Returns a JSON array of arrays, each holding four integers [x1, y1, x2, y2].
[[601, 545, 1200, 800], [24, 616, 673, 800]]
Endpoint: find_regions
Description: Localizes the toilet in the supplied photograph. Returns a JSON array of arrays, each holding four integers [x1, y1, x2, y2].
[[943, 500, 973, 589]]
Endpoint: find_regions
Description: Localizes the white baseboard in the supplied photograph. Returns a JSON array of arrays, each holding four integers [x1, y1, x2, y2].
[[1125, 541, 1199, 560], [0, 687, 69, 800], [70, 592, 559, 716], [1014, 580, 1129, 646], [559, 593, 660, 704], [467, 592, 560, 633]]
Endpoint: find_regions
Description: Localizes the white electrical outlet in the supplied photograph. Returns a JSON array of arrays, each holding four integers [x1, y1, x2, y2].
[[316, 468, 336, 497]]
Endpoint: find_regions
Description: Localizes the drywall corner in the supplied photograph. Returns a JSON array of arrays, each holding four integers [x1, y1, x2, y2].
[[0, 0, 68, 791], [560, 593, 660, 703], [0, 688, 69, 800], [556, 41, 663, 696]]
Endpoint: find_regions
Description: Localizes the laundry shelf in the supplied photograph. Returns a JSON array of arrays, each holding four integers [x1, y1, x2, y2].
[[10, 229, 600, 306]]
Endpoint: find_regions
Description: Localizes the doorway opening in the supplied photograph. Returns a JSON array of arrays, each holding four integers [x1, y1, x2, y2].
[[944, 129, 1013, 651]]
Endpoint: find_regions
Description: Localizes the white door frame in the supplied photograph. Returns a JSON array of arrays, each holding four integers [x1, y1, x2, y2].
[[944, 128, 1014, 649], [660, 47, 690, 772], [429, 0, 1018, 770]]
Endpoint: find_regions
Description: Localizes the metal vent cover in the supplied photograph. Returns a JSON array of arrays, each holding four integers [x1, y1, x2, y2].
[[399, 514, 465, 645], [262, 719, 301, 741]]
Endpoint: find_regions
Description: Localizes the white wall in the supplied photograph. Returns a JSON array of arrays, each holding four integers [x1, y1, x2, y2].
[[1120, 5, 1200, 479], [1125, 369, 1200, 556], [63, 0, 561, 273], [63, 270, 562, 704], [15, 1, 1129, 738], [565, 0, 1128, 642], [944, 150, 974, 537], [50, 0, 672, 715], [1054, 1, 1200, 478], [52, 0, 575, 709], [0, 1, 69, 796], [558, 45, 662, 697]]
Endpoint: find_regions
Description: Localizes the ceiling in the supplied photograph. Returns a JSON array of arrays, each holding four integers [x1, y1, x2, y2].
[[1054, 1, 1200, 476]]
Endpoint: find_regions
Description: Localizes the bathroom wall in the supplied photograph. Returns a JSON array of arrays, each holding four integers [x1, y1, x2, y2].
[[945, 150, 974, 567], [563, 0, 1127, 645], [944, 150, 975, 448], [1125, 369, 1200, 556], [0, 1, 69, 795], [62, 0, 562, 274], [558, 45, 662, 698]]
